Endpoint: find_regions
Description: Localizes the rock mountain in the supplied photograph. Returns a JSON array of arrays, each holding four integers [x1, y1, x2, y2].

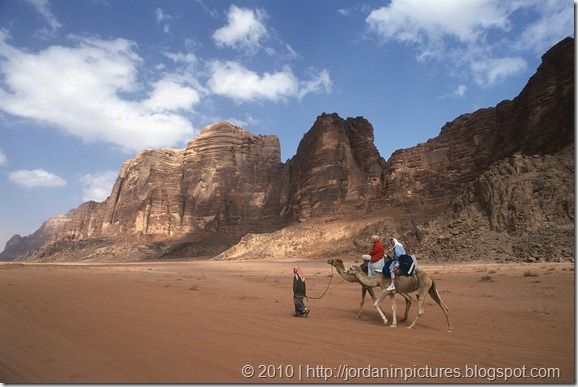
[[1, 37, 574, 263]]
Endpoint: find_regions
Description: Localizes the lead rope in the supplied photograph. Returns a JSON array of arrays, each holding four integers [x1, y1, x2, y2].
[[306, 264, 344, 300]]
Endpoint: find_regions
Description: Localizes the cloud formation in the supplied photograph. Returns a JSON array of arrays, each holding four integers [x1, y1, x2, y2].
[[213, 5, 268, 54], [8, 169, 66, 188], [0, 2, 332, 153], [25, 0, 62, 36], [367, 0, 509, 48], [155, 8, 176, 34], [471, 57, 527, 86], [80, 171, 118, 202], [208, 61, 331, 103], [0, 32, 197, 152], [207, 4, 331, 103], [365, 0, 572, 86]]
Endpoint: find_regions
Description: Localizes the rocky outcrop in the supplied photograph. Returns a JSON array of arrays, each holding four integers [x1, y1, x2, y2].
[[382, 37, 574, 206], [1, 114, 392, 261], [95, 123, 286, 237], [399, 144, 575, 262], [90, 122, 287, 238], [0, 210, 76, 261], [284, 114, 386, 221], [1, 37, 574, 262]]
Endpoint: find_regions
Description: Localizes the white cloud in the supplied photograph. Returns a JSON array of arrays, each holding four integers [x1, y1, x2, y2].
[[454, 84, 467, 97], [471, 57, 527, 86], [163, 50, 197, 66], [298, 69, 333, 100], [8, 169, 66, 189], [213, 5, 268, 54], [143, 79, 200, 112], [0, 32, 197, 152], [367, 0, 510, 56], [155, 8, 176, 34], [0, 150, 6, 166], [80, 170, 117, 202], [513, 1, 574, 55], [25, 0, 62, 36], [207, 61, 331, 103], [208, 61, 296, 102], [441, 84, 467, 99], [365, 0, 572, 86]]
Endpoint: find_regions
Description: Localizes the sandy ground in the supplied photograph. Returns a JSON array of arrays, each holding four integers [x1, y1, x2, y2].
[[0, 258, 574, 383]]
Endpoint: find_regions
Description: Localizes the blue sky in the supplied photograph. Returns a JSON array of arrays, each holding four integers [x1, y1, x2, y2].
[[0, 0, 573, 250]]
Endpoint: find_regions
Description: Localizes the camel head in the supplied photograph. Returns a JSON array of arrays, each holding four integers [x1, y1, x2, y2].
[[327, 258, 344, 269]]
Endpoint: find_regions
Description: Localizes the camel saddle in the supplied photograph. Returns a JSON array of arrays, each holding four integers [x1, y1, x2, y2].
[[384, 255, 419, 276]]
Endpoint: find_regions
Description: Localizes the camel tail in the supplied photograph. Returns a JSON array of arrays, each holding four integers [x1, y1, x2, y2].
[[429, 279, 452, 331]]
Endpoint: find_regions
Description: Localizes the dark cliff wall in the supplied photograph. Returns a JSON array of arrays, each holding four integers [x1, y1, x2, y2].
[[382, 37, 574, 206], [285, 113, 386, 221]]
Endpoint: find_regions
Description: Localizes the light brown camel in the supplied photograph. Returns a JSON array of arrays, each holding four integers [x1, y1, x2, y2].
[[346, 265, 452, 332], [327, 258, 412, 324]]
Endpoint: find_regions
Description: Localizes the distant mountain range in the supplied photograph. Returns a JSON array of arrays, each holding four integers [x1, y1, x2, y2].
[[1, 37, 573, 263]]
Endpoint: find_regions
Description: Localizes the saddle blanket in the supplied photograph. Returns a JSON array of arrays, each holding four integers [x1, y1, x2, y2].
[[384, 255, 419, 275]]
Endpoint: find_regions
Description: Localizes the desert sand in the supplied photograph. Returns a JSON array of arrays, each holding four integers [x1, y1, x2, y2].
[[0, 258, 574, 383]]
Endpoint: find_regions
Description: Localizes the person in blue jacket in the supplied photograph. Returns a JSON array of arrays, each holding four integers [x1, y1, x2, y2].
[[386, 238, 406, 291]]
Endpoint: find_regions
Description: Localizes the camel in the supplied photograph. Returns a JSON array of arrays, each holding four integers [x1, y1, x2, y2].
[[346, 265, 452, 332], [327, 258, 412, 324]]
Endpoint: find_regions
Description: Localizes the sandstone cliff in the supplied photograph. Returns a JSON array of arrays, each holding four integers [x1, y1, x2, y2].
[[1, 37, 574, 262], [284, 113, 386, 221], [382, 37, 574, 207]]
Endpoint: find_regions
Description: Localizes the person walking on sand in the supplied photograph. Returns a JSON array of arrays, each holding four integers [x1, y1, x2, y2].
[[361, 235, 385, 276], [293, 266, 310, 317]]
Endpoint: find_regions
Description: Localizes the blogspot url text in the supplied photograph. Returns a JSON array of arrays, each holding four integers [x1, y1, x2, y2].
[[241, 364, 561, 382]]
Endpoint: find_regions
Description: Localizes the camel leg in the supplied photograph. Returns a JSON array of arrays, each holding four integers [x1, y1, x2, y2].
[[428, 283, 452, 332], [407, 293, 425, 329], [368, 287, 377, 303], [355, 286, 377, 319], [389, 293, 397, 328], [373, 290, 389, 325], [399, 293, 412, 322], [354, 287, 366, 319], [355, 286, 368, 318]]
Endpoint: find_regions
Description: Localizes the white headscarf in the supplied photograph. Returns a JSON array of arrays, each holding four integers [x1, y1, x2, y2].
[[390, 238, 402, 248]]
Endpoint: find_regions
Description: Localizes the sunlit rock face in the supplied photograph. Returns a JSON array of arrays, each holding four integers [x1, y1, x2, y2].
[[95, 122, 285, 237], [180, 122, 284, 233]]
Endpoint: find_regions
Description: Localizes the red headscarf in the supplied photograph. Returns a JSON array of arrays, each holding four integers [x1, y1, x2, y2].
[[293, 266, 305, 281]]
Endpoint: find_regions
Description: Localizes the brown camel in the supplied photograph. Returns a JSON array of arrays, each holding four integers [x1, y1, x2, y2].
[[346, 265, 452, 332], [327, 258, 412, 324]]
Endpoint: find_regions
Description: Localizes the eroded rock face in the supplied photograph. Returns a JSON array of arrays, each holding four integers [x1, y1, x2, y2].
[[0, 210, 77, 261], [285, 113, 386, 220], [0, 123, 288, 261], [473, 149, 575, 233], [179, 122, 284, 233], [382, 37, 574, 206], [406, 145, 575, 262], [102, 122, 286, 236]]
